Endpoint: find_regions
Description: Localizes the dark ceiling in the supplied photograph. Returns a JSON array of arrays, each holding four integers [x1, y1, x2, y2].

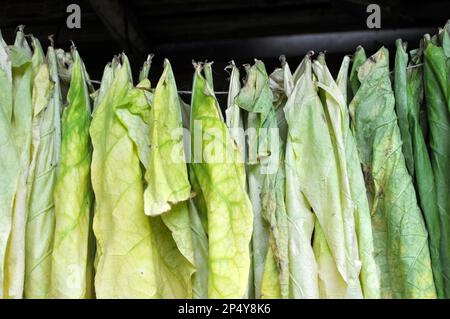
[[1, 0, 449, 90]]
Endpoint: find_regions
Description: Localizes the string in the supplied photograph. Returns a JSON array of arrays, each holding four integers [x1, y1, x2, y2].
[[85, 63, 425, 92], [86, 79, 228, 94]]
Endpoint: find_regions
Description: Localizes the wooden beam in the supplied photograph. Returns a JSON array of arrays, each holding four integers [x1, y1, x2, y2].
[[154, 27, 434, 60], [88, 0, 148, 57], [131, 0, 328, 16], [137, 1, 448, 44]]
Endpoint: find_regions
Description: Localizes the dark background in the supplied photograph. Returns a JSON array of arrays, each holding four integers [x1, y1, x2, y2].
[[1, 0, 449, 93]]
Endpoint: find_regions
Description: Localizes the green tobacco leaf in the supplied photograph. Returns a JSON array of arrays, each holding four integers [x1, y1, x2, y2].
[[24, 44, 61, 298], [0, 31, 13, 122], [235, 60, 289, 299], [187, 199, 209, 299], [144, 60, 192, 216], [350, 47, 436, 298], [225, 61, 246, 158], [268, 57, 292, 144], [0, 30, 12, 84], [235, 61, 269, 299], [51, 49, 94, 299], [141, 60, 196, 296], [270, 56, 294, 98], [349, 46, 367, 100], [190, 63, 253, 298], [90, 56, 143, 297], [394, 40, 414, 175], [260, 245, 281, 299], [286, 55, 364, 298], [0, 31, 19, 299], [440, 22, 450, 58], [177, 101, 209, 299], [316, 55, 380, 299], [260, 165, 288, 299], [90, 58, 117, 275], [92, 62, 115, 113], [405, 45, 444, 298], [284, 56, 319, 299], [336, 56, 350, 104], [54, 49, 73, 105], [312, 220, 348, 298], [424, 40, 450, 297], [4, 29, 33, 299], [224, 61, 254, 298], [235, 61, 276, 162], [139, 54, 152, 82], [311, 55, 364, 298], [245, 163, 267, 297], [91, 55, 193, 298], [115, 80, 152, 169]]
